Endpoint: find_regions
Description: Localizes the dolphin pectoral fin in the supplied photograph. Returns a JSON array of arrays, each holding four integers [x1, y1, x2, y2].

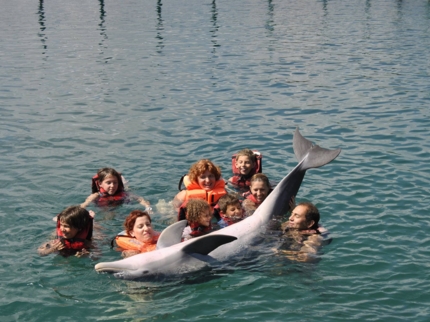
[[182, 235, 237, 255], [293, 128, 341, 169], [156, 220, 188, 249]]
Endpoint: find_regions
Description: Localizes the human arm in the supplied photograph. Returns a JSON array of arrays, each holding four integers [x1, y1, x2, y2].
[[242, 199, 257, 216], [275, 234, 323, 263], [80, 193, 99, 208], [121, 250, 141, 258], [37, 239, 64, 256], [172, 190, 186, 213]]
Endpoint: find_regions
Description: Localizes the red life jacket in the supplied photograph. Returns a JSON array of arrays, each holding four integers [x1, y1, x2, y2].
[[230, 151, 262, 188], [243, 191, 260, 206], [56, 217, 93, 250], [189, 221, 213, 237], [219, 210, 244, 226], [92, 174, 127, 206]]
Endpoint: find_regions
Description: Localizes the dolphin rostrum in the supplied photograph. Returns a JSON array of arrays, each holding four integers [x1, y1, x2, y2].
[[95, 128, 341, 279]]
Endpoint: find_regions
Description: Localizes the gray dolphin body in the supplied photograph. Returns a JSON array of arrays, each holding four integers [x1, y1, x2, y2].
[[95, 128, 341, 280]]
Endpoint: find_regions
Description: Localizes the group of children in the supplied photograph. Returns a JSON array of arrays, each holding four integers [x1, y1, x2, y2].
[[38, 149, 323, 260]]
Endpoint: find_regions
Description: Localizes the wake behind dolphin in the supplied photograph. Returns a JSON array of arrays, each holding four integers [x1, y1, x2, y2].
[[95, 128, 341, 280]]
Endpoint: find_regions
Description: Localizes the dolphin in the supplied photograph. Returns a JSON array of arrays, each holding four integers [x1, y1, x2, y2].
[[95, 128, 341, 280]]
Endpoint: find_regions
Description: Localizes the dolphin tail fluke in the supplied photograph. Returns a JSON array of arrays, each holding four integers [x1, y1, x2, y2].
[[182, 235, 237, 255], [156, 220, 187, 249], [293, 128, 341, 169]]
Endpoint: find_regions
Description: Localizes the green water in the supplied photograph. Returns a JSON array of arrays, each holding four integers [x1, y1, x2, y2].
[[1, 0, 429, 321]]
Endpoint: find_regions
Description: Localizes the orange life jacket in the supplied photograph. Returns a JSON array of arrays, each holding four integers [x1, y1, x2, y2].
[[182, 175, 227, 207], [114, 232, 159, 253]]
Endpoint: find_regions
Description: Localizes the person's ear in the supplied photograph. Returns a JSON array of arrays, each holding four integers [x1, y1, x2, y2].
[[307, 220, 315, 229], [129, 231, 135, 237]]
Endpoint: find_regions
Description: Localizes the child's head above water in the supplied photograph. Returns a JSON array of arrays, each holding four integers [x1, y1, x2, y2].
[[92, 167, 124, 195], [185, 199, 212, 227], [249, 173, 271, 204], [57, 206, 92, 239], [217, 194, 243, 218], [234, 149, 257, 176], [124, 210, 156, 243]]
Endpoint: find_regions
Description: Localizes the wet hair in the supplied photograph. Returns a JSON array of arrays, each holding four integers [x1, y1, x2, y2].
[[298, 202, 320, 230], [217, 194, 241, 214], [92, 167, 124, 193], [188, 159, 222, 183], [235, 149, 256, 164], [185, 199, 211, 222], [249, 173, 271, 189], [124, 210, 152, 236], [58, 206, 91, 231]]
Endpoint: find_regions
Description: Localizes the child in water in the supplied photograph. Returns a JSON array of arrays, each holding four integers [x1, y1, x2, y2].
[[242, 173, 272, 216], [217, 194, 245, 227], [228, 149, 262, 191], [81, 167, 152, 211], [38, 205, 95, 257], [182, 199, 213, 241], [114, 210, 160, 258]]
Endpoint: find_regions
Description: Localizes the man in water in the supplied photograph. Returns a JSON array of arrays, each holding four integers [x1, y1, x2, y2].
[[277, 201, 329, 262]]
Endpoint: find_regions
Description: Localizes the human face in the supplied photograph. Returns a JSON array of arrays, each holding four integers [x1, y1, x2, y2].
[[197, 170, 216, 191], [131, 216, 155, 243], [99, 175, 119, 195], [250, 181, 270, 204], [224, 203, 243, 219], [235, 156, 255, 176], [59, 220, 79, 239], [197, 209, 212, 227], [288, 205, 313, 230]]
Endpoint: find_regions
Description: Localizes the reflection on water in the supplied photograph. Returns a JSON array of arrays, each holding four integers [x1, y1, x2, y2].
[[156, 0, 164, 54], [37, 0, 47, 56]]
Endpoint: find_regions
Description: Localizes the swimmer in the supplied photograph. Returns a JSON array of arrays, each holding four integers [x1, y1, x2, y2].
[[115, 210, 160, 258], [216, 193, 245, 227], [228, 149, 262, 191], [181, 199, 213, 241], [81, 167, 152, 212], [38, 205, 94, 257], [242, 173, 272, 215], [173, 159, 227, 214], [277, 201, 328, 262]]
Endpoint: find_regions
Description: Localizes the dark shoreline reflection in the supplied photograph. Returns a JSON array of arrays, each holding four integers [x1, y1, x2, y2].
[[210, 0, 220, 52], [99, 0, 107, 42], [37, 0, 47, 57], [265, 0, 274, 32], [156, 0, 164, 54]]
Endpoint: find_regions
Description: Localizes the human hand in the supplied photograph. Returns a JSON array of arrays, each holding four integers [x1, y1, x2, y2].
[[75, 248, 90, 257]]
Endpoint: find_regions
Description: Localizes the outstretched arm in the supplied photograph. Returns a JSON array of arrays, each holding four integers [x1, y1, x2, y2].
[[81, 193, 99, 208], [37, 239, 64, 256]]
